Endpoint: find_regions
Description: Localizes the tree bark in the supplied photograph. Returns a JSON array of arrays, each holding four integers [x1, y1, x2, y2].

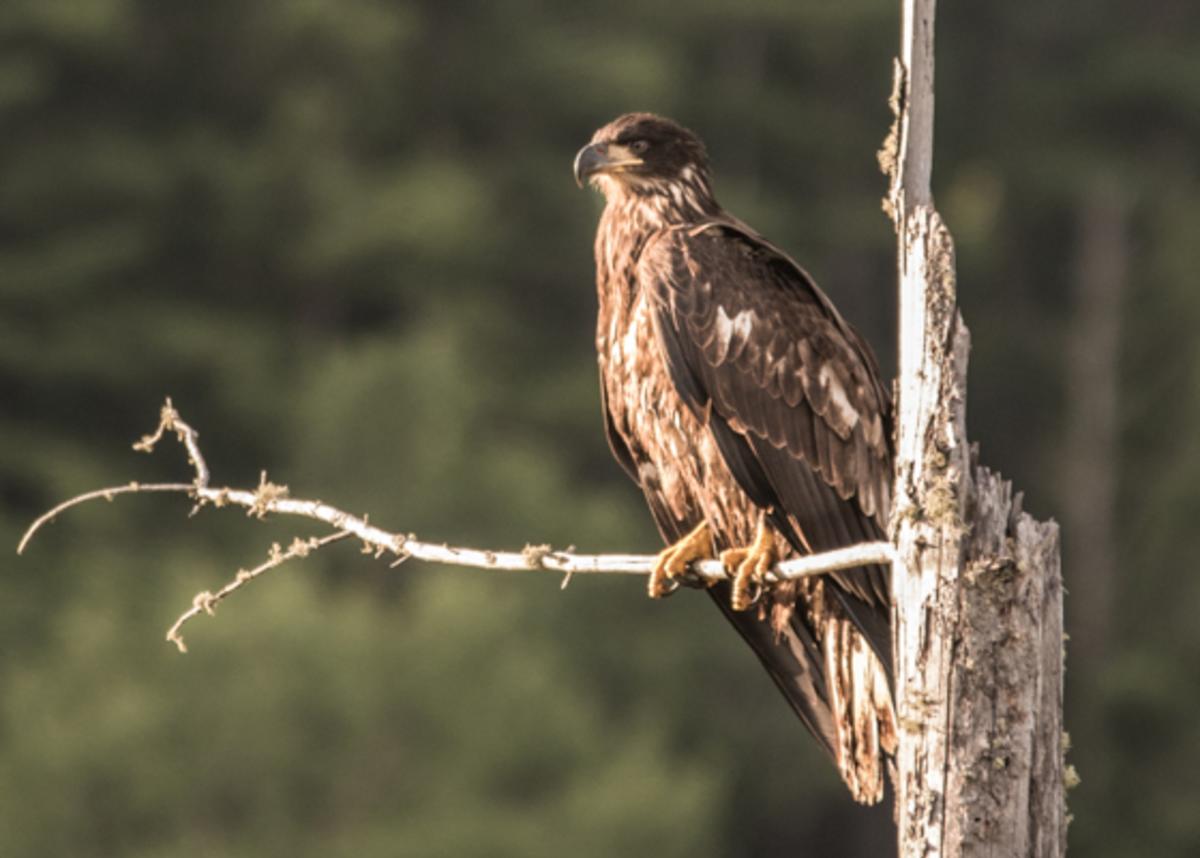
[[884, 1, 1068, 855]]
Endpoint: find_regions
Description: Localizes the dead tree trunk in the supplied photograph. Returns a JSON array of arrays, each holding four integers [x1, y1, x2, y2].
[[883, 2, 1068, 855]]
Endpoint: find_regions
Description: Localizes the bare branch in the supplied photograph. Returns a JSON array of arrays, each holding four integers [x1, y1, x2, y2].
[[133, 397, 211, 489], [18, 482, 194, 555], [165, 531, 352, 653], [19, 400, 895, 650]]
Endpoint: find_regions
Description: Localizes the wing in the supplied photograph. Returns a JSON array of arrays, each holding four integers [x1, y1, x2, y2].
[[638, 220, 894, 660]]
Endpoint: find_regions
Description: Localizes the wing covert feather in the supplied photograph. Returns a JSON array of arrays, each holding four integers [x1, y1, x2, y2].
[[640, 222, 893, 534]]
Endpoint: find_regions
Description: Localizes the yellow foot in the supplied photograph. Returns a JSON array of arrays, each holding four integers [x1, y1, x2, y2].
[[720, 516, 778, 611], [649, 522, 714, 598]]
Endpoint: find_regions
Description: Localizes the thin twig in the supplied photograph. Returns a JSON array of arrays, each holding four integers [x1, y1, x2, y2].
[[133, 397, 210, 489], [17, 482, 194, 555], [18, 400, 896, 650], [164, 531, 351, 653]]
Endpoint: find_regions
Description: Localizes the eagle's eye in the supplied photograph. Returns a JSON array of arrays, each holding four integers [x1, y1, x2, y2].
[[628, 139, 650, 155]]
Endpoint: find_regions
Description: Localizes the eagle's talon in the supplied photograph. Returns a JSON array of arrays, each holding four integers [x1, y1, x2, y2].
[[648, 521, 713, 599], [721, 517, 778, 611], [732, 562, 766, 609], [647, 565, 683, 599]]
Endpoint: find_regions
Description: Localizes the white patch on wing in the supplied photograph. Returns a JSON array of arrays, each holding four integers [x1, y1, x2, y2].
[[711, 304, 755, 364], [818, 362, 859, 434]]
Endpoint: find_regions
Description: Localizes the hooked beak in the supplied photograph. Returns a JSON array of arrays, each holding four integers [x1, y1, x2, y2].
[[573, 142, 644, 188]]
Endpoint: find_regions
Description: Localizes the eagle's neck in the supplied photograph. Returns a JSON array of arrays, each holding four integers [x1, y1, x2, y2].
[[593, 167, 720, 354], [604, 165, 720, 233], [594, 166, 720, 290]]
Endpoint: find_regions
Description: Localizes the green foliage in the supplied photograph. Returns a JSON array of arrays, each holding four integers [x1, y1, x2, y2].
[[3, 1, 1198, 855], [0, 557, 725, 858]]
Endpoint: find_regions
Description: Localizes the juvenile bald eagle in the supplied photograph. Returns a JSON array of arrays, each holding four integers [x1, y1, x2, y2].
[[575, 113, 896, 803]]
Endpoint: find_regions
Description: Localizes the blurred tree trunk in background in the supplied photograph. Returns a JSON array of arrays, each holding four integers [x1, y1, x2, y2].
[[1058, 183, 1127, 840], [1063, 185, 1127, 664]]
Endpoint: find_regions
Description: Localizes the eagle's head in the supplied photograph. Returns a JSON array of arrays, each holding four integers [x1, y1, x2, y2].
[[574, 113, 718, 222]]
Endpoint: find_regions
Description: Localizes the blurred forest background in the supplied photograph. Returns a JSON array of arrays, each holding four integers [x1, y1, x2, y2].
[[3, 1, 1198, 856]]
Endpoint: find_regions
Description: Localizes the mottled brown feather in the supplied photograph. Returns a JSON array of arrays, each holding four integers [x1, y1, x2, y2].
[[583, 113, 895, 803]]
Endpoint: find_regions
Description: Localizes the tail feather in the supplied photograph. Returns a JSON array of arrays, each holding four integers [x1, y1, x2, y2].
[[709, 580, 896, 804]]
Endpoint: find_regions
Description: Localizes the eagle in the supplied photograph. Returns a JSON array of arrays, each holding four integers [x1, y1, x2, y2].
[[574, 113, 897, 803]]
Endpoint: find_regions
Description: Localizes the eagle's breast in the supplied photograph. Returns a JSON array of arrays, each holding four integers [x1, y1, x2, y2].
[[595, 223, 760, 549]]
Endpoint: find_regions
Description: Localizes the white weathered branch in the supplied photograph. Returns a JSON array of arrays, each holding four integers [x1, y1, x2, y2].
[[18, 400, 895, 652]]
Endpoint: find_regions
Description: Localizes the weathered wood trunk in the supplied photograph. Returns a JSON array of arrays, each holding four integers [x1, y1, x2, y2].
[[883, 2, 1068, 855]]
